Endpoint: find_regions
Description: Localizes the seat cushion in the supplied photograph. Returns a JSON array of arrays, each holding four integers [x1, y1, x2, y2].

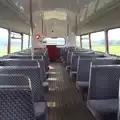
[[87, 99, 118, 120], [35, 102, 48, 120], [76, 81, 89, 90]]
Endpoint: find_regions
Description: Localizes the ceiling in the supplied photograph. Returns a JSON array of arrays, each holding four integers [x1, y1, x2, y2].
[[12, 0, 90, 36], [17, 0, 90, 14]]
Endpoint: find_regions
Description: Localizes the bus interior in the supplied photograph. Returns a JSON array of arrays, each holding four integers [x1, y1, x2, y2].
[[0, 0, 120, 120]]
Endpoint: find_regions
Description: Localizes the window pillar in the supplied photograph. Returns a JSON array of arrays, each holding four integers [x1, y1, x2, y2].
[[21, 33, 23, 50], [89, 33, 92, 49], [7, 29, 11, 54], [80, 36, 82, 48], [105, 30, 109, 54]]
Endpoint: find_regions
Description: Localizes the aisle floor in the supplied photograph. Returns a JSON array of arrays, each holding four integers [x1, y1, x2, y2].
[[47, 63, 95, 120]]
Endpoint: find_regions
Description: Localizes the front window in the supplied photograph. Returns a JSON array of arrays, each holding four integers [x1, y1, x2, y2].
[[23, 34, 29, 49], [43, 37, 65, 46]]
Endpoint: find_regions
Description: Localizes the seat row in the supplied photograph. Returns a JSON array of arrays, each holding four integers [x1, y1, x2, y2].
[[60, 47, 120, 120], [0, 48, 49, 120]]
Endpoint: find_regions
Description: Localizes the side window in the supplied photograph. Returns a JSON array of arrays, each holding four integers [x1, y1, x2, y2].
[[91, 31, 105, 52], [10, 32, 22, 53], [76, 36, 80, 48], [23, 34, 29, 49], [108, 28, 120, 56], [81, 35, 89, 49], [0, 28, 8, 56]]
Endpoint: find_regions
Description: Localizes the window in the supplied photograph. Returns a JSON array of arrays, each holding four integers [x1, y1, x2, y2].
[[10, 32, 22, 53], [0, 28, 8, 56], [23, 34, 29, 49], [91, 31, 105, 52], [76, 36, 80, 48], [43, 37, 65, 46], [81, 35, 89, 49], [108, 28, 120, 56]]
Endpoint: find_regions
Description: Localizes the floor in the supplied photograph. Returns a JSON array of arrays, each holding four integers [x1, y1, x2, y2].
[[47, 63, 95, 120]]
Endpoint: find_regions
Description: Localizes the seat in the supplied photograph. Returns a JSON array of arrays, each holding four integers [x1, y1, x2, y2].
[[2, 59, 47, 83], [8, 54, 49, 72], [87, 99, 118, 120], [76, 81, 89, 90], [35, 102, 48, 120], [76, 59, 93, 100], [0, 74, 35, 120], [0, 66, 48, 120], [1, 59, 39, 66], [87, 65, 120, 120]]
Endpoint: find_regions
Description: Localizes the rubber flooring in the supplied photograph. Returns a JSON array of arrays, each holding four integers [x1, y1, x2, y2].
[[47, 63, 95, 120]]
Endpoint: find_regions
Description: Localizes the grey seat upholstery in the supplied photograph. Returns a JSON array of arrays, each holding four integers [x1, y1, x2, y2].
[[87, 65, 120, 120], [0, 74, 35, 120], [1, 59, 47, 83], [0, 66, 44, 102], [9, 54, 49, 72], [76, 59, 120, 101], [0, 59, 39, 67], [0, 66, 48, 120]]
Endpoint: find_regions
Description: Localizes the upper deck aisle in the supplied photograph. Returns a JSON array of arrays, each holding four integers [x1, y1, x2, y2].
[[47, 63, 95, 120]]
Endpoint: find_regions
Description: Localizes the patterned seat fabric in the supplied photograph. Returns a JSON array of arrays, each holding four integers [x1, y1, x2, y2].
[[87, 99, 118, 120], [87, 65, 120, 120], [8, 55, 43, 60], [66, 52, 72, 67], [0, 66, 45, 102], [37, 60, 46, 83], [1, 59, 39, 67], [70, 55, 80, 73], [0, 88, 35, 120], [2, 59, 46, 83], [0, 68, 48, 120], [0, 74, 35, 120], [0, 74, 30, 86], [35, 102, 48, 120]]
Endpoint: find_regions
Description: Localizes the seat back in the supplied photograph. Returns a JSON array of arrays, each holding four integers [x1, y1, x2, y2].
[[7, 55, 48, 72], [88, 65, 120, 100], [76, 59, 93, 82], [77, 59, 119, 82], [0, 66, 44, 102], [8, 55, 43, 60], [0, 59, 46, 83], [118, 79, 120, 120], [0, 74, 30, 86], [0, 74, 35, 120], [0, 59, 39, 66], [92, 58, 119, 65]]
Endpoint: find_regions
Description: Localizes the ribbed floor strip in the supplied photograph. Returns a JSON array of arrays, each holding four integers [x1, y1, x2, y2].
[[47, 63, 95, 120]]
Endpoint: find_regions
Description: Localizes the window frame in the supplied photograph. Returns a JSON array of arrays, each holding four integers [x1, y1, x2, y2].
[[90, 31, 106, 53], [81, 34, 90, 49], [10, 31, 22, 53]]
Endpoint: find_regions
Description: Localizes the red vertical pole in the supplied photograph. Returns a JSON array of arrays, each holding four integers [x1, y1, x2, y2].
[[89, 33, 92, 50], [105, 30, 109, 54]]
